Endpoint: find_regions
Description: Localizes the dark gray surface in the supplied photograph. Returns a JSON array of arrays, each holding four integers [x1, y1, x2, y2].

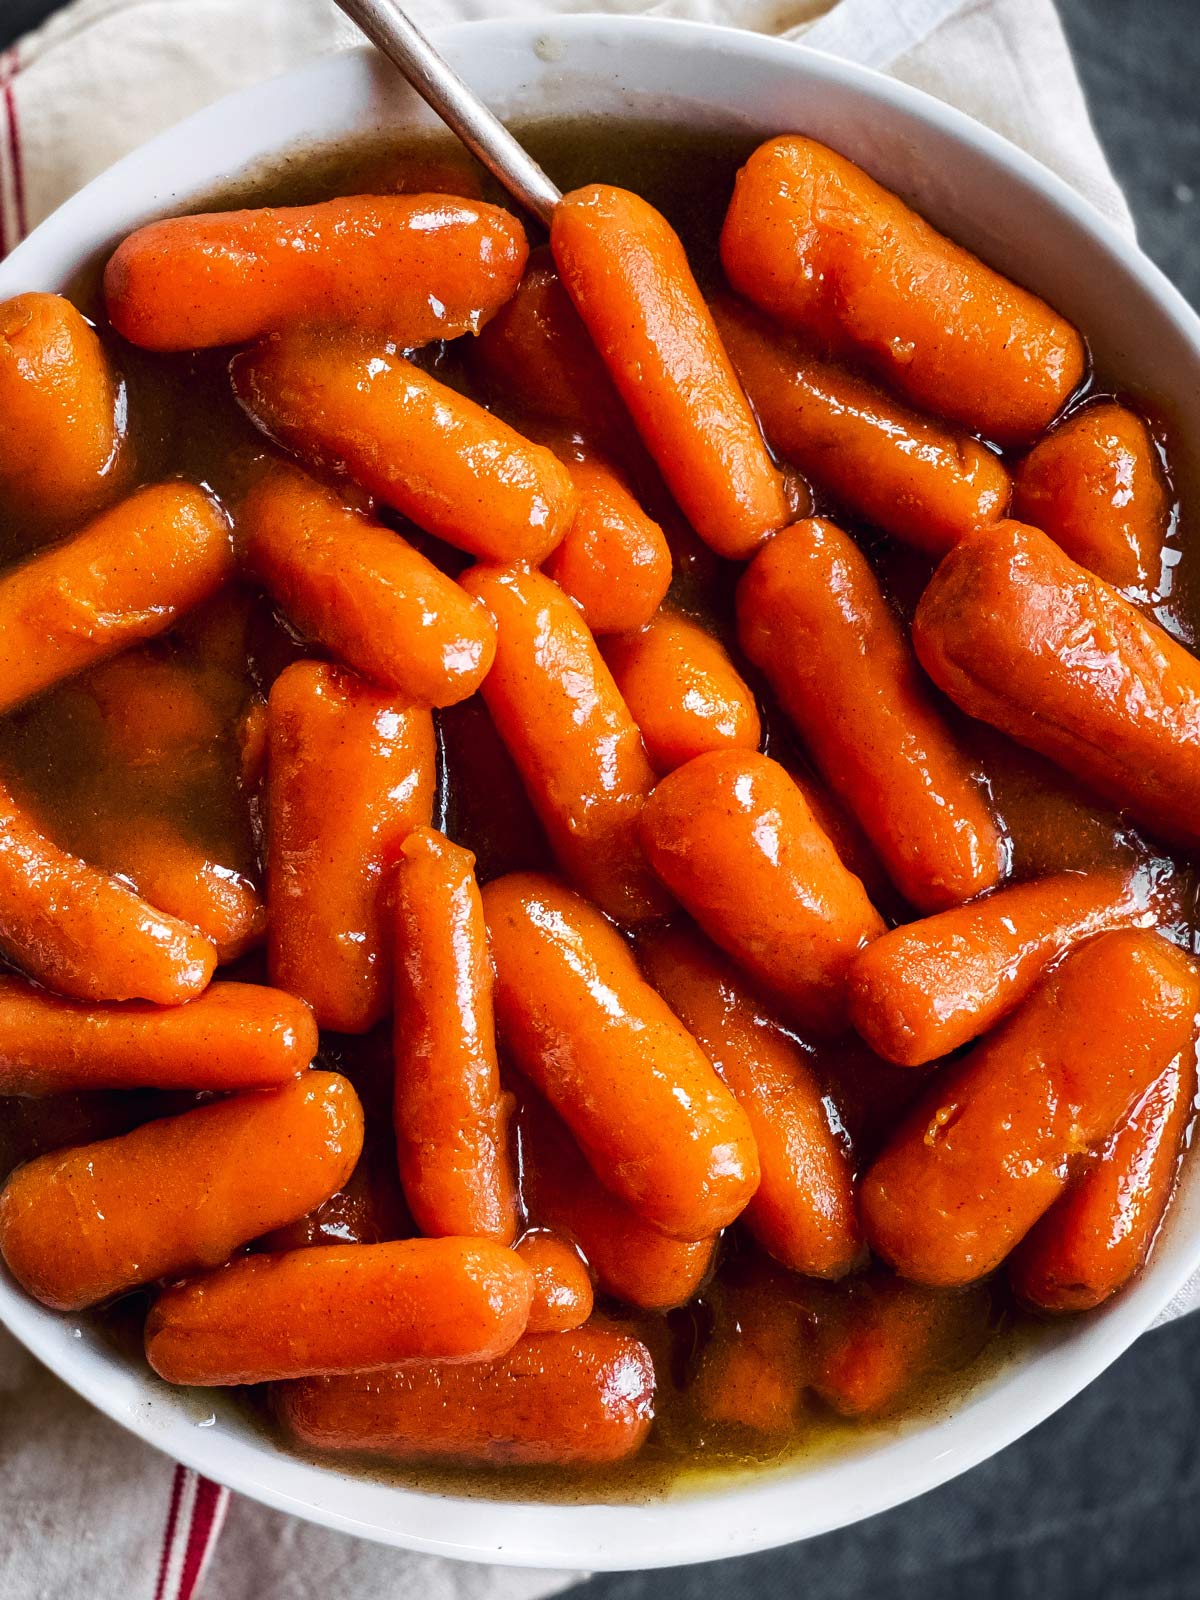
[[2, 1, 1198, 1596]]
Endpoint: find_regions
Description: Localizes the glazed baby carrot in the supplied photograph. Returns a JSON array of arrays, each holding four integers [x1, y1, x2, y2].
[[848, 867, 1151, 1066], [913, 520, 1200, 848], [738, 518, 1004, 912], [460, 565, 669, 924], [392, 827, 517, 1243], [551, 184, 789, 558], [484, 872, 759, 1240], [145, 1238, 534, 1385], [720, 137, 1086, 446], [105, 817, 265, 964], [275, 1326, 656, 1466], [105, 194, 528, 350], [517, 1093, 717, 1311], [541, 443, 672, 635], [232, 330, 576, 565], [602, 611, 761, 775], [0, 778, 216, 1004], [1009, 1052, 1195, 1312], [266, 661, 436, 1033], [861, 930, 1200, 1286], [693, 1267, 812, 1434], [469, 247, 635, 452], [639, 925, 861, 1277], [238, 464, 496, 706], [515, 1232, 594, 1333], [711, 295, 1011, 555], [0, 1071, 363, 1310], [1012, 401, 1170, 593], [0, 977, 316, 1096], [639, 751, 885, 1035], [0, 292, 129, 530], [0, 483, 233, 714], [812, 1274, 991, 1417]]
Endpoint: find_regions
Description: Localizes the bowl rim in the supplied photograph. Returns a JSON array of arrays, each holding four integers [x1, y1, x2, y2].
[[2, 11, 1200, 1571]]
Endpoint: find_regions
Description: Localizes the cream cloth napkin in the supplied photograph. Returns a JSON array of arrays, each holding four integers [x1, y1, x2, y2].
[[0, 2, 1163, 1598]]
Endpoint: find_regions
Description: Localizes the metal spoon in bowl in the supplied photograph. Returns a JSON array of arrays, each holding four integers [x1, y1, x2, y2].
[[330, 0, 791, 557]]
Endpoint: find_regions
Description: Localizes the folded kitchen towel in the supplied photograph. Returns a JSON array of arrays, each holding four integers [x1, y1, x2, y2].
[[0, 1, 1162, 1597]]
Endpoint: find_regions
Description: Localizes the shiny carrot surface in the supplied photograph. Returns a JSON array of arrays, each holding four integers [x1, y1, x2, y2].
[[721, 137, 1086, 445], [0, 292, 129, 530], [145, 1238, 533, 1384], [640, 925, 861, 1278], [0, 978, 316, 1096], [461, 565, 669, 924], [0, 777, 216, 1004], [0, 483, 233, 714], [516, 1232, 594, 1333], [1009, 1052, 1195, 1312], [266, 662, 436, 1032], [239, 464, 496, 707], [914, 520, 1200, 848], [392, 827, 517, 1243], [517, 1094, 717, 1311], [0, 1071, 363, 1310], [602, 611, 761, 775], [639, 751, 885, 1035], [848, 867, 1151, 1066], [552, 184, 789, 557], [275, 1326, 656, 1466], [1012, 401, 1170, 594], [738, 518, 1004, 912], [105, 194, 528, 350], [712, 295, 1010, 555], [484, 872, 759, 1240], [232, 330, 576, 564], [862, 931, 1200, 1285]]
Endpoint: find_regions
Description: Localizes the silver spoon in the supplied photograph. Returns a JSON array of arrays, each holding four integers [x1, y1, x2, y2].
[[333, 0, 562, 224]]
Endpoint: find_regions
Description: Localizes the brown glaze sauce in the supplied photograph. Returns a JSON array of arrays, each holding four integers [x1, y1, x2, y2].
[[2, 120, 1198, 1503]]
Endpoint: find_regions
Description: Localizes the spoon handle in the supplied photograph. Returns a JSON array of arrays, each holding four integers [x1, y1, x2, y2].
[[334, 0, 563, 223]]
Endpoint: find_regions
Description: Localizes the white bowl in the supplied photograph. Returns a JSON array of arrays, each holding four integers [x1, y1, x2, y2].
[[3, 14, 1200, 1572]]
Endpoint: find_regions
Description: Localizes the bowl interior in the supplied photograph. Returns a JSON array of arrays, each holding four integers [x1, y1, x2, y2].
[[2, 15, 1200, 1571]]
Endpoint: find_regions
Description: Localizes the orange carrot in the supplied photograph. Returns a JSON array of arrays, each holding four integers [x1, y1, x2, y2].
[[460, 565, 669, 924], [738, 518, 1004, 912], [0, 777, 216, 1004], [0, 1071, 363, 1310], [517, 1093, 717, 1311], [0, 292, 130, 531], [515, 1232, 594, 1333], [484, 872, 759, 1241], [639, 751, 885, 1035], [712, 295, 1010, 555], [552, 185, 789, 557], [0, 483, 233, 714], [1009, 1052, 1195, 1312], [105, 194, 528, 350], [276, 1325, 656, 1466], [1012, 401, 1170, 594], [238, 463, 496, 707], [541, 441, 672, 635], [232, 330, 576, 564], [693, 1265, 812, 1434], [721, 137, 1086, 446], [913, 520, 1200, 848], [602, 611, 761, 775], [847, 866, 1152, 1066], [266, 661, 436, 1032], [145, 1238, 533, 1384], [392, 827, 517, 1243], [862, 931, 1200, 1285], [0, 977, 316, 1095], [640, 925, 861, 1277]]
